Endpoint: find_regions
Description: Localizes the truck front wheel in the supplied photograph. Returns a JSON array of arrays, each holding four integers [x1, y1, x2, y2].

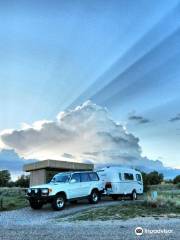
[[51, 194, 66, 211]]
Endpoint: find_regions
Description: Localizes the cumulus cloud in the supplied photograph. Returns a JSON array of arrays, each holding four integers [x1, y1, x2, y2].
[[0, 101, 164, 170]]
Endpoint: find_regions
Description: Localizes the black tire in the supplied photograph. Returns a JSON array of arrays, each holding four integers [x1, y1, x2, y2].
[[88, 189, 100, 204], [29, 200, 43, 210], [111, 195, 119, 201], [70, 200, 78, 204], [131, 190, 137, 200], [51, 194, 66, 211]]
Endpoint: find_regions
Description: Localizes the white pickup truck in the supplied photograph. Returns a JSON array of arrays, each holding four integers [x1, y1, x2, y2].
[[26, 171, 104, 210]]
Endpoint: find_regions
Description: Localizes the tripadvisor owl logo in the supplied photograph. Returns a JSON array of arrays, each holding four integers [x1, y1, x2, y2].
[[135, 227, 143, 236]]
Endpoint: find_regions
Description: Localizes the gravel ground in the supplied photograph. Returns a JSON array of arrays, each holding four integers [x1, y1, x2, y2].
[[0, 199, 123, 225], [0, 200, 179, 240]]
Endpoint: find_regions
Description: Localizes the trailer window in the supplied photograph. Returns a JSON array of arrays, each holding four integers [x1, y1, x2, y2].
[[124, 173, 134, 180], [136, 174, 142, 182], [119, 173, 122, 180]]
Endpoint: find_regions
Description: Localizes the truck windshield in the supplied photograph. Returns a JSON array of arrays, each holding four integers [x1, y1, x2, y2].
[[51, 173, 70, 183]]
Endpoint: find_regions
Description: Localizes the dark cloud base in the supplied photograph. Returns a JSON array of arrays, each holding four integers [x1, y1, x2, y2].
[[169, 113, 180, 122], [0, 149, 179, 180], [128, 115, 150, 124], [0, 149, 35, 172]]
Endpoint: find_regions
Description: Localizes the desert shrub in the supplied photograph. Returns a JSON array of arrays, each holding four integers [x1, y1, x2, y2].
[[0, 187, 27, 211], [143, 191, 180, 211], [7, 181, 16, 187], [141, 172, 149, 192], [141, 171, 164, 192], [0, 171, 30, 188], [0, 170, 11, 187], [14, 175, 29, 188], [173, 175, 180, 184], [164, 179, 173, 184], [0, 187, 25, 197], [149, 183, 179, 191], [147, 171, 164, 185], [6, 202, 16, 209]]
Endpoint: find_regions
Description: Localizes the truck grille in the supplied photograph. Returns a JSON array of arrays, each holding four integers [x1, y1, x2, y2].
[[28, 189, 41, 197]]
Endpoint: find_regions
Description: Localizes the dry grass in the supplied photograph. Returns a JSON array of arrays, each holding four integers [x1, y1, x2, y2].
[[0, 187, 28, 211], [60, 184, 180, 221]]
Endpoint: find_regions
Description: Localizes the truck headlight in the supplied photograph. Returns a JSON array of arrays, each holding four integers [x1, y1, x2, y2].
[[41, 188, 49, 195], [27, 188, 31, 194]]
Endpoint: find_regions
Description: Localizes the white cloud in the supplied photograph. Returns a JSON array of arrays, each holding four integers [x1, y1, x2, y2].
[[0, 129, 14, 149], [21, 120, 52, 130], [1, 101, 164, 170]]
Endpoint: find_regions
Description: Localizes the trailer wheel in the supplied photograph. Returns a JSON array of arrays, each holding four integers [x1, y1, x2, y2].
[[131, 190, 137, 200]]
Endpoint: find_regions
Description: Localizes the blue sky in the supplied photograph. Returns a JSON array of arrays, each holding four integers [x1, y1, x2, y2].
[[0, 0, 180, 170]]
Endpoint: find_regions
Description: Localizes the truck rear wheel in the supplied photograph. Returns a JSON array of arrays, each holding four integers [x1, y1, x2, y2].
[[29, 200, 43, 210], [88, 189, 100, 204], [51, 194, 66, 211]]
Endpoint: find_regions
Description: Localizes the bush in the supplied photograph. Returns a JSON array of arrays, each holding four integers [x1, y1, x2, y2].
[[0, 170, 11, 187], [164, 179, 173, 184], [173, 175, 180, 184], [147, 171, 164, 185], [0, 170, 30, 188], [15, 175, 30, 188], [142, 171, 164, 187], [7, 181, 16, 187], [141, 172, 149, 192], [143, 194, 180, 210], [0, 188, 28, 211], [141, 171, 164, 192]]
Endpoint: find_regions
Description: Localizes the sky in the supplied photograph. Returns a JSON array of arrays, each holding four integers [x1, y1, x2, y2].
[[0, 0, 180, 176]]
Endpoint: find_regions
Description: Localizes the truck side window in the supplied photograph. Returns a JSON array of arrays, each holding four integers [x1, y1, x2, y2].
[[80, 173, 90, 182], [71, 173, 81, 183], [88, 172, 99, 181], [136, 174, 142, 182], [124, 173, 134, 180], [119, 173, 122, 180]]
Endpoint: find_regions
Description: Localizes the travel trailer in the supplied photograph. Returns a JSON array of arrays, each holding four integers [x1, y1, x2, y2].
[[96, 166, 143, 200]]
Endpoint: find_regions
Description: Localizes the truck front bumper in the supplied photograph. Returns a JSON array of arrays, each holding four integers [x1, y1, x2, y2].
[[26, 195, 54, 203]]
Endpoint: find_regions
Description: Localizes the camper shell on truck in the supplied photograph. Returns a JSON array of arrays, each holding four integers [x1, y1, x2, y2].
[[96, 166, 143, 200]]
